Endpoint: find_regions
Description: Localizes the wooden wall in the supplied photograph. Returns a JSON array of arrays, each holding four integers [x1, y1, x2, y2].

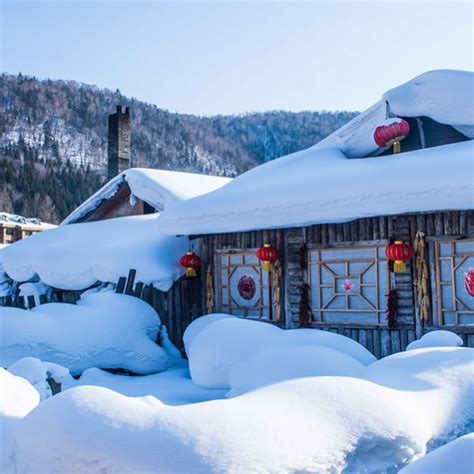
[[200, 210, 474, 356]]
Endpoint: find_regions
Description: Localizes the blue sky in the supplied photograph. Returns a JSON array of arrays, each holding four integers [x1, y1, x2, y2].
[[1, 1, 473, 115]]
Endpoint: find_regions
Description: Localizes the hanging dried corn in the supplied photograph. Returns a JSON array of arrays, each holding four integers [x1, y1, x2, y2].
[[414, 231, 430, 322], [206, 267, 215, 314], [272, 263, 282, 322]]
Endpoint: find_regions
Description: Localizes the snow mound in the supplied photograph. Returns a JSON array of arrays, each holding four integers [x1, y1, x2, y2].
[[182, 313, 232, 356], [186, 316, 375, 389], [8, 357, 73, 400], [400, 433, 474, 474], [406, 330, 463, 351], [283, 328, 376, 365], [0, 368, 39, 474], [228, 345, 364, 397], [14, 347, 474, 474], [0, 292, 172, 375], [1, 214, 188, 291], [188, 317, 281, 389]]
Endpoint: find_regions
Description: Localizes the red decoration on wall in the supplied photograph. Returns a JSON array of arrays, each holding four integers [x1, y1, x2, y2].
[[386, 241, 414, 273], [465, 269, 474, 297], [179, 252, 201, 278], [343, 280, 353, 291], [374, 119, 410, 153], [256, 243, 281, 272], [238, 275, 257, 300]]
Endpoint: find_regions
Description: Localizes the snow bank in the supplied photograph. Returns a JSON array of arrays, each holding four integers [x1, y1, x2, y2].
[[228, 345, 364, 397], [0, 292, 172, 375], [14, 347, 474, 474], [66, 363, 226, 406], [8, 357, 73, 400], [0, 368, 39, 473], [186, 316, 375, 389], [63, 168, 232, 224], [1, 214, 188, 291], [182, 313, 232, 356], [159, 140, 474, 235], [400, 433, 474, 474], [406, 330, 463, 351], [188, 317, 281, 389]]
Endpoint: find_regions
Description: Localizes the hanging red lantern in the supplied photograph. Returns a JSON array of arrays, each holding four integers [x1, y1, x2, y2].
[[386, 240, 414, 273], [256, 243, 280, 272], [374, 119, 410, 154], [179, 252, 201, 278], [465, 269, 474, 297]]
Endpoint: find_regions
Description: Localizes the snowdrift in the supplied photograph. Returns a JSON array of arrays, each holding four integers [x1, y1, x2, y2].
[[0, 292, 172, 375], [14, 347, 474, 474], [185, 316, 375, 389]]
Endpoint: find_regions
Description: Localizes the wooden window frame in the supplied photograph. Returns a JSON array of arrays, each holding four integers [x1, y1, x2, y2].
[[307, 240, 391, 327]]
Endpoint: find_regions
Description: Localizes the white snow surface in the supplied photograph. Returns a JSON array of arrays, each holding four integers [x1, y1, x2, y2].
[[227, 345, 364, 397], [63, 167, 232, 225], [159, 140, 474, 235], [8, 357, 74, 400], [0, 368, 39, 474], [0, 214, 188, 291], [400, 433, 474, 474], [186, 316, 375, 389], [406, 330, 464, 351], [12, 346, 474, 474], [0, 292, 172, 375]]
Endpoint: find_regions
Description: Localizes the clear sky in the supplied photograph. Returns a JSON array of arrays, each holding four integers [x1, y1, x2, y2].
[[1, 0, 473, 115]]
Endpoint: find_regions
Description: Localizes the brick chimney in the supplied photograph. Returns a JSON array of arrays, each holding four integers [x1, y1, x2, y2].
[[108, 105, 131, 180]]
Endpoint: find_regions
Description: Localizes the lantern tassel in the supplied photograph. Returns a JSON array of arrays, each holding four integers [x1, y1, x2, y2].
[[186, 267, 197, 278], [263, 261, 274, 272], [393, 140, 401, 154], [393, 260, 407, 273]]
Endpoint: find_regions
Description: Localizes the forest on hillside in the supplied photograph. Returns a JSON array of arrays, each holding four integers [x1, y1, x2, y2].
[[0, 73, 358, 223]]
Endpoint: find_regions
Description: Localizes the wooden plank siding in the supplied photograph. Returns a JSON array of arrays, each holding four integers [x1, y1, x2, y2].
[[200, 210, 474, 356]]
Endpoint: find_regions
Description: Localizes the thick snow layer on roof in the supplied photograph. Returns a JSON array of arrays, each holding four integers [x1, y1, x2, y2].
[[0, 212, 55, 230], [318, 69, 474, 157], [160, 140, 474, 235], [63, 168, 231, 224], [0, 292, 172, 375], [0, 214, 188, 291], [11, 346, 474, 473]]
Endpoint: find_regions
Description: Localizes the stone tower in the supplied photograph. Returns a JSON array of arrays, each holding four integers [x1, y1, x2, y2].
[[108, 105, 131, 180]]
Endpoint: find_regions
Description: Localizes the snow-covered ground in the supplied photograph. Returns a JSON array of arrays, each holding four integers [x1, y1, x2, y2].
[[1, 311, 472, 473]]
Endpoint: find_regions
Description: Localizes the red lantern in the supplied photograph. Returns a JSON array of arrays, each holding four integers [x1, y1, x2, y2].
[[256, 243, 280, 272], [179, 252, 201, 278], [374, 119, 410, 154], [465, 269, 474, 297], [386, 240, 414, 273]]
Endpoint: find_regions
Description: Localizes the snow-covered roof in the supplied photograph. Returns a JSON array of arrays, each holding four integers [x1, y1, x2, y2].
[[159, 70, 474, 236], [0, 212, 55, 230], [62, 168, 232, 225], [319, 69, 474, 158], [0, 214, 190, 291]]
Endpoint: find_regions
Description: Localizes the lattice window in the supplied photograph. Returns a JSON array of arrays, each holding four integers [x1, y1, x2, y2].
[[434, 239, 474, 326], [214, 250, 273, 320], [308, 244, 390, 325]]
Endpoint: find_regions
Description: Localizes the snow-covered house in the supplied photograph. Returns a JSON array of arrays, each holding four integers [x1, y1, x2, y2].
[[62, 168, 231, 225], [0, 169, 231, 348], [160, 70, 474, 356], [0, 213, 55, 245]]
